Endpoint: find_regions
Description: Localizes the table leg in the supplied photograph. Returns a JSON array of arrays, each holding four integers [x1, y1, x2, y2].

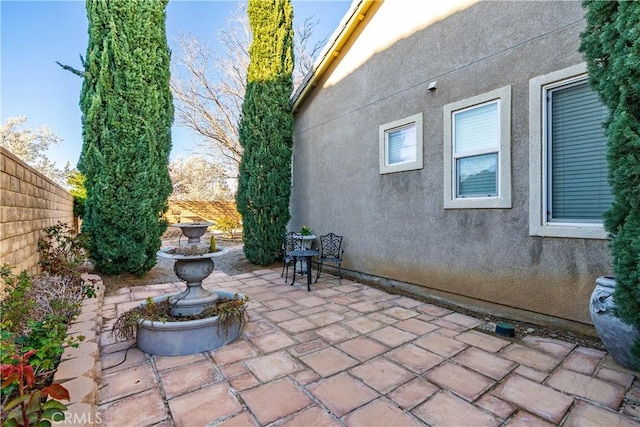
[[306, 256, 312, 291], [290, 256, 297, 287]]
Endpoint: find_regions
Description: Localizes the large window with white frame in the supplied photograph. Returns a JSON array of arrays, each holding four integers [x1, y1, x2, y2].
[[379, 113, 423, 174], [443, 86, 511, 209], [529, 64, 612, 239]]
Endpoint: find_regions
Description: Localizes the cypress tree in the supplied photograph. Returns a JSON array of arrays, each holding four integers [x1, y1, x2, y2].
[[580, 1, 640, 362], [79, 0, 173, 275], [237, 0, 294, 265]]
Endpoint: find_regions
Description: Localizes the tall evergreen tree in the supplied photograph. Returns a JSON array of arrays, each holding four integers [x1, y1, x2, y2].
[[78, 0, 173, 275], [237, 0, 294, 265], [580, 1, 640, 363]]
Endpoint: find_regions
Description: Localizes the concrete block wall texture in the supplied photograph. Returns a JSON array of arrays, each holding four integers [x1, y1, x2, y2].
[[0, 147, 75, 276]]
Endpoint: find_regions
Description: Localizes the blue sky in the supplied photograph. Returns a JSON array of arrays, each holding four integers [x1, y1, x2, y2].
[[0, 0, 352, 168]]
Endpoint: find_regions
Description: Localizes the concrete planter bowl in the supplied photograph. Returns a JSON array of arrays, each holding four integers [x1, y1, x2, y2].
[[590, 276, 640, 370], [136, 290, 245, 356], [172, 222, 213, 244]]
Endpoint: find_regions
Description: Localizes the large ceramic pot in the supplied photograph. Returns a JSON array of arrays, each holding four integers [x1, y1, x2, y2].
[[590, 276, 640, 370]]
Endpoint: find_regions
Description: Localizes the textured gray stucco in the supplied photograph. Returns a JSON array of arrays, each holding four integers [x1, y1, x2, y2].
[[291, 0, 611, 324]]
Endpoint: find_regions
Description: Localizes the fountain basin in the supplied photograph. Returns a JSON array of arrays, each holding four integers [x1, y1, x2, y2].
[[171, 222, 213, 243], [136, 290, 245, 356]]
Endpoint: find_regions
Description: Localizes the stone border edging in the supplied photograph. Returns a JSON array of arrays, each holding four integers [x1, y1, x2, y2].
[[53, 274, 104, 426]]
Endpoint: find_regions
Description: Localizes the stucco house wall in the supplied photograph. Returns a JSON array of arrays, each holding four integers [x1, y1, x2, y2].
[[291, 0, 611, 326]]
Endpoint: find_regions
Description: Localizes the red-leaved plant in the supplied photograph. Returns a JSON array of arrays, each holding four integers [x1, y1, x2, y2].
[[1, 350, 69, 427]]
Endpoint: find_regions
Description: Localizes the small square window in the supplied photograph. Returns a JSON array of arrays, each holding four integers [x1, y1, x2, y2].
[[379, 113, 423, 174], [444, 86, 511, 209]]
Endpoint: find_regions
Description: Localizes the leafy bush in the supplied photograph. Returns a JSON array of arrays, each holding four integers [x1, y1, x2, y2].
[[215, 216, 241, 239], [1, 350, 69, 427]]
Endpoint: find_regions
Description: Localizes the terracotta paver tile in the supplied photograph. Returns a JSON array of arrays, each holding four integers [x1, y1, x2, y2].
[[505, 411, 555, 426], [453, 347, 516, 380], [159, 361, 220, 399], [339, 337, 389, 362], [245, 351, 301, 382], [288, 339, 328, 357], [624, 404, 640, 419], [564, 400, 639, 427], [392, 297, 423, 308], [244, 319, 279, 338], [350, 357, 414, 394], [217, 412, 258, 427], [292, 369, 320, 385], [300, 347, 359, 377], [99, 363, 157, 403], [395, 318, 439, 336], [219, 362, 249, 379], [413, 391, 499, 427], [297, 295, 328, 307], [98, 388, 167, 426], [499, 343, 561, 372], [349, 301, 380, 313], [416, 304, 452, 317], [381, 307, 419, 320], [414, 331, 468, 357], [262, 308, 298, 322], [368, 312, 397, 325], [596, 366, 635, 387], [424, 361, 494, 401], [250, 290, 281, 302], [334, 284, 360, 293], [292, 331, 318, 343], [546, 368, 625, 409], [387, 377, 439, 409], [278, 317, 317, 334], [476, 394, 516, 420], [154, 353, 207, 371], [307, 372, 379, 417], [315, 324, 357, 343], [344, 316, 384, 334], [493, 374, 573, 423], [442, 312, 484, 328], [368, 326, 416, 347], [99, 347, 149, 373], [262, 298, 295, 310], [296, 306, 325, 316], [307, 311, 345, 327], [522, 335, 576, 357], [514, 365, 548, 383], [561, 346, 606, 374], [432, 319, 468, 332], [240, 378, 312, 425], [281, 406, 341, 427], [229, 373, 260, 391], [211, 340, 258, 365], [330, 295, 358, 306], [249, 331, 296, 353], [169, 383, 242, 426], [386, 343, 444, 373], [313, 288, 341, 298], [455, 330, 511, 353], [345, 398, 424, 427]]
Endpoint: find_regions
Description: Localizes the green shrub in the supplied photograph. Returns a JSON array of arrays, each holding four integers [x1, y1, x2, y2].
[[216, 216, 241, 239]]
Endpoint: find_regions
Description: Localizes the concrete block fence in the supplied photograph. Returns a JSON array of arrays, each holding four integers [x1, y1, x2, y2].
[[0, 147, 75, 276]]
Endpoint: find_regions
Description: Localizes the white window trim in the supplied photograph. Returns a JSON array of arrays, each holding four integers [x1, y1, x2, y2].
[[528, 63, 609, 239], [379, 113, 423, 174], [443, 86, 511, 209]]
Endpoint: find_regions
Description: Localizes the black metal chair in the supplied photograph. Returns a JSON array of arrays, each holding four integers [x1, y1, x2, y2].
[[281, 231, 301, 282], [315, 232, 344, 283]]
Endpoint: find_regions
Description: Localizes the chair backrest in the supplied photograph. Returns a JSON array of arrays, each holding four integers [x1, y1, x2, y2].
[[319, 233, 343, 258], [283, 231, 301, 254]]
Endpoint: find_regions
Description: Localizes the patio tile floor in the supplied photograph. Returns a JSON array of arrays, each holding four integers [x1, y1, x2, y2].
[[97, 268, 640, 426]]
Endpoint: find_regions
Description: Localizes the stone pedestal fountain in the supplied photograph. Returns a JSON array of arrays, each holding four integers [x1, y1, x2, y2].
[[135, 222, 246, 356]]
